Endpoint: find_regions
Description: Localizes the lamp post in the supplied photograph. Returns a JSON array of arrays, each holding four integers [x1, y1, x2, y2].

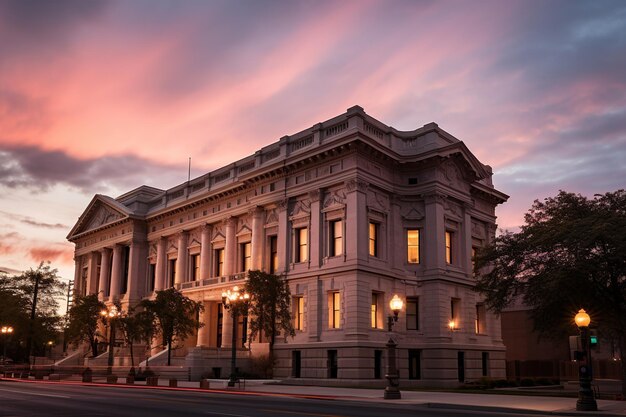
[[100, 305, 120, 375], [1, 326, 14, 365], [384, 294, 403, 400], [221, 285, 250, 387], [574, 309, 597, 411]]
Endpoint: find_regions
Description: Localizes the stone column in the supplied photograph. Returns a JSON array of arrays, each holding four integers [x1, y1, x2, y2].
[[199, 225, 212, 280], [423, 192, 446, 271], [276, 199, 289, 273], [175, 231, 189, 285], [127, 240, 147, 300], [155, 237, 167, 291], [196, 301, 209, 347], [308, 190, 322, 268], [109, 244, 123, 299], [221, 307, 233, 348], [345, 179, 368, 262], [98, 248, 112, 300], [87, 252, 100, 295], [73, 258, 82, 295], [223, 217, 237, 276], [250, 207, 264, 271]]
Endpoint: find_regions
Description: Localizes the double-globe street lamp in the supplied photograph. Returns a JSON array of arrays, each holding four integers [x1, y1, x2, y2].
[[100, 305, 121, 374], [1, 326, 14, 365], [574, 309, 598, 411], [384, 294, 404, 400], [221, 285, 250, 387]]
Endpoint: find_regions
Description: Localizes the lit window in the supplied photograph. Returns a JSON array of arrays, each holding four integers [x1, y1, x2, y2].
[[329, 292, 341, 328], [293, 296, 304, 330], [329, 220, 343, 257], [475, 304, 486, 334], [445, 231, 452, 264], [215, 248, 224, 277], [295, 227, 308, 263], [369, 222, 378, 257], [407, 229, 420, 263], [168, 259, 176, 287], [241, 242, 251, 272], [406, 297, 419, 330], [371, 293, 383, 329], [450, 298, 461, 330]]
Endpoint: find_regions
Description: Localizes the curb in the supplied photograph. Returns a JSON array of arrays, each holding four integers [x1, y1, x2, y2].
[[426, 402, 626, 417]]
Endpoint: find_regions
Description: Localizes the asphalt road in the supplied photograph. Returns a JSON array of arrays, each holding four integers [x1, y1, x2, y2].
[[0, 381, 553, 417]]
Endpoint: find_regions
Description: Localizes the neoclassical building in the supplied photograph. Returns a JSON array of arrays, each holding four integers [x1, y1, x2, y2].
[[68, 106, 508, 386]]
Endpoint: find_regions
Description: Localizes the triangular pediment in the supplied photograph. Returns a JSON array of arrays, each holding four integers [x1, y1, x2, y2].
[[67, 195, 132, 240]]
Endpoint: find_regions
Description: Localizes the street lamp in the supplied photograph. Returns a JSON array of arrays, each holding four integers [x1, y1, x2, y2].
[[384, 294, 403, 400], [574, 309, 597, 411], [100, 305, 120, 374], [221, 285, 250, 387], [47, 340, 54, 358], [1, 326, 14, 365]]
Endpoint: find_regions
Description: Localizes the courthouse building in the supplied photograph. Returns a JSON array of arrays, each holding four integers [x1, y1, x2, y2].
[[67, 106, 508, 386]]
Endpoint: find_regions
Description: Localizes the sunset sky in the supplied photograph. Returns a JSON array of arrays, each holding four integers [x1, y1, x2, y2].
[[1, 0, 625, 283]]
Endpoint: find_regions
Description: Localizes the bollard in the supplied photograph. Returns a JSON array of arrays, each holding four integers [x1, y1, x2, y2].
[[169, 378, 177, 388], [146, 376, 158, 386], [126, 375, 135, 385], [82, 368, 92, 383], [106, 375, 118, 384], [200, 379, 210, 390]]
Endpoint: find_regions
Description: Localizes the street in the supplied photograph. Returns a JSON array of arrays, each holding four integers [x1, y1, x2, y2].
[[0, 380, 554, 417]]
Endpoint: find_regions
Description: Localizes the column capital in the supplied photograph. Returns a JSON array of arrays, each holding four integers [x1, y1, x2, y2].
[[308, 189, 322, 202], [345, 178, 368, 193], [248, 205, 264, 217], [222, 216, 238, 227], [421, 191, 447, 205], [275, 198, 289, 212]]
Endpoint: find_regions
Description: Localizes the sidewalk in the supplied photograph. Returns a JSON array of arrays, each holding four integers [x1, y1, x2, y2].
[[3, 376, 626, 416]]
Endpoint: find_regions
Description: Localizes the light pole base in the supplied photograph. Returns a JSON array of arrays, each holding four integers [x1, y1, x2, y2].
[[576, 397, 598, 411], [384, 386, 401, 399]]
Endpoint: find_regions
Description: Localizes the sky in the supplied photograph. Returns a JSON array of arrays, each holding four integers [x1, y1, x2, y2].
[[1, 0, 625, 284]]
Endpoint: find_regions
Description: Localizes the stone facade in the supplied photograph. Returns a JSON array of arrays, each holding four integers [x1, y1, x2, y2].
[[67, 105, 508, 386]]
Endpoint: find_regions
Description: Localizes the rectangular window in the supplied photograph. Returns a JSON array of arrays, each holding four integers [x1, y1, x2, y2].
[[190, 254, 200, 281], [269, 235, 278, 274], [408, 349, 422, 380], [407, 229, 420, 264], [445, 231, 453, 264], [121, 245, 130, 294], [482, 352, 489, 377], [475, 304, 486, 334], [293, 296, 304, 330], [328, 350, 338, 379], [406, 297, 419, 330], [292, 350, 301, 378], [241, 242, 251, 272], [450, 298, 461, 330], [295, 227, 308, 263], [371, 292, 383, 329], [148, 263, 156, 292], [329, 292, 341, 329], [215, 248, 224, 277], [374, 350, 383, 379], [329, 220, 343, 256], [168, 258, 176, 287], [458, 351, 465, 382], [368, 222, 378, 257], [216, 303, 223, 348]]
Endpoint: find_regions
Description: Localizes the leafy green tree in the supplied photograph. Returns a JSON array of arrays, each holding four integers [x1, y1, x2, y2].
[[140, 288, 203, 366], [474, 190, 626, 395], [0, 262, 66, 362], [66, 294, 106, 357], [244, 270, 295, 363], [116, 304, 154, 369]]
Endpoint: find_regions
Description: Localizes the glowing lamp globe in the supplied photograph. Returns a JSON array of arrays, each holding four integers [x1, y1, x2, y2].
[[575, 309, 590, 328]]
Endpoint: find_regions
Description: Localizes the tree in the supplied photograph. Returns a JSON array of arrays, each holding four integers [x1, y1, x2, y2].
[[66, 294, 106, 358], [116, 304, 154, 369], [244, 271, 295, 363], [0, 262, 66, 362], [140, 288, 202, 366], [474, 190, 626, 395]]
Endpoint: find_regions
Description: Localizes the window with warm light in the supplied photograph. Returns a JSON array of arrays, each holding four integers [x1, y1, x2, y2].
[[368, 222, 378, 257], [450, 297, 461, 330], [293, 296, 304, 330], [445, 231, 453, 264], [371, 293, 383, 329], [407, 229, 420, 264], [329, 291, 341, 329], [475, 304, 486, 334], [168, 258, 176, 287], [190, 254, 200, 281], [295, 227, 308, 263], [329, 220, 343, 257], [269, 235, 278, 274]]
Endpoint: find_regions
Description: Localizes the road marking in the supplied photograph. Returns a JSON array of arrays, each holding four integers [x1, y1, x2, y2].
[[260, 410, 343, 417], [205, 412, 251, 417], [0, 387, 71, 399]]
